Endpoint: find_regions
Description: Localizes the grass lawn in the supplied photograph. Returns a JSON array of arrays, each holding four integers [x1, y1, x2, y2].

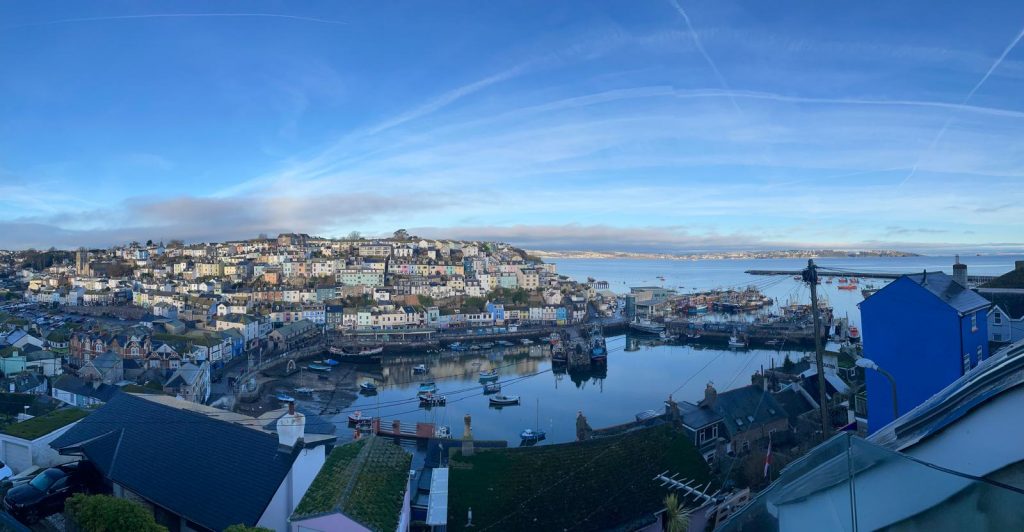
[[449, 424, 710, 530]]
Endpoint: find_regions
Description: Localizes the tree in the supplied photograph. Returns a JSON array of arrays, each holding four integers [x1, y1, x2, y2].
[[663, 493, 690, 532], [393, 228, 410, 240], [65, 493, 167, 532], [783, 354, 795, 371], [347, 231, 362, 240]]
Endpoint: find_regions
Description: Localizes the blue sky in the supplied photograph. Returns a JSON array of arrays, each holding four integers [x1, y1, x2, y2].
[[1, 1, 1023, 252]]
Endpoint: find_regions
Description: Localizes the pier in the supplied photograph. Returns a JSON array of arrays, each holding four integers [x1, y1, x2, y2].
[[745, 269, 996, 285]]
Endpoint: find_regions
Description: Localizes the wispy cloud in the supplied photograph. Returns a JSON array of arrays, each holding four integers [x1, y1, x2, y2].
[[900, 22, 1024, 186], [666, 0, 741, 114]]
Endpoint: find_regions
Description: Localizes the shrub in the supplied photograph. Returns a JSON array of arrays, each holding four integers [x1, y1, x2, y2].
[[224, 525, 274, 532], [65, 493, 167, 532]]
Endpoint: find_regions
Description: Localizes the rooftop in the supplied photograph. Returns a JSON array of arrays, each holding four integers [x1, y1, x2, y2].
[[291, 436, 411, 531], [51, 393, 330, 531], [903, 271, 991, 314], [448, 424, 710, 530], [1, 408, 89, 440]]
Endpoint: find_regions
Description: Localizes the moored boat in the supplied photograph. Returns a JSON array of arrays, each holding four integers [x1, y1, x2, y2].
[[483, 381, 501, 394], [348, 411, 373, 424], [520, 338, 534, 345], [359, 381, 378, 393], [848, 325, 861, 342], [489, 394, 520, 406], [728, 335, 747, 348], [294, 387, 314, 396], [412, 364, 428, 374], [308, 363, 331, 372], [276, 393, 295, 403], [327, 345, 383, 364], [478, 369, 500, 381], [628, 318, 665, 334], [419, 392, 447, 406], [418, 382, 438, 394], [520, 428, 546, 444]]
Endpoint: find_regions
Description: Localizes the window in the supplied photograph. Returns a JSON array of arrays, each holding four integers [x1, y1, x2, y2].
[[995, 333, 1003, 342], [978, 345, 984, 362], [971, 312, 978, 332], [962, 352, 971, 373], [742, 440, 751, 452], [712, 425, 719, 439], [994, 312, 1002, 325], [699, 429, 707, 444]]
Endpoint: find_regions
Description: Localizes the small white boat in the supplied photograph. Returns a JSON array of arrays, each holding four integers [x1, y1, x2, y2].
[[294, 387, 314, 395], [359, 381, 378, 393], [489, 394, 520, 406], [348, 411, 373, 424], [483, 382, 501, 394], [412, 364, 428, 374], [520, 338, 534, 345], [728, 335, 747, 348], [479, 369, 499, 381], [419, 393, 447, 406]]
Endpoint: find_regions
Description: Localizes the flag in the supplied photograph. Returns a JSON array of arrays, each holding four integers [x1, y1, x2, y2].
[[763, 436, 773, 478]]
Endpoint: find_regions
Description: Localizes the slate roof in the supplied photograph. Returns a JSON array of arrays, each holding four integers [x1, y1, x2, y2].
[[774, 385, 816, 425], [984, 291, 1024, 319], [51, 393, 306, 531], [981, 267, 1024, 289], [706, 385, 789, 437], [679, 400, 724, 430], [165, 362, 204, 387], [52, 374, 120, 403], [903, 272, 991, 314]]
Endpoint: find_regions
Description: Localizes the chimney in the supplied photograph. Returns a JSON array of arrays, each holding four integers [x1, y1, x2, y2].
[[702, 382, 718, 408], [953, 255, 968, 287], [1016, 260, 1024, 272], [461, 414, 474, 456], [276, 401, 305, 450]]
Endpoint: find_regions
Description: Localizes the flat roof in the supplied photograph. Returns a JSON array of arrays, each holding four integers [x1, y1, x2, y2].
[[426, 467, 449, 526]]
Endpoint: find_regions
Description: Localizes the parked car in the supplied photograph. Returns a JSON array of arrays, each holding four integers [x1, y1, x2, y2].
[[3, 462, 96, 524], [0, 462, 11, 483]]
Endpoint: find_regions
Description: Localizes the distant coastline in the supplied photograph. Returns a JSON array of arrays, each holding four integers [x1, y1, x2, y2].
[[527, 249, 921, 261]]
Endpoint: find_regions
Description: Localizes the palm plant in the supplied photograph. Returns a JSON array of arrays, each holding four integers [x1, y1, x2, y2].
[[663, 493, 691, 532]]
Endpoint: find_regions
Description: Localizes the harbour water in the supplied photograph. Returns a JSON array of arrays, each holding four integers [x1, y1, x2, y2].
[[298, 255, 1023, 446]]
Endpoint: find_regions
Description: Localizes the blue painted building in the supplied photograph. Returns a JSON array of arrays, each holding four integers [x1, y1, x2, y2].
[[859, 271, 991, 433], [484, 301, 505, 323]]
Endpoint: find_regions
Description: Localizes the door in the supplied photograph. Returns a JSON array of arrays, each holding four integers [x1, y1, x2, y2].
[[2, 442, 32, 473]]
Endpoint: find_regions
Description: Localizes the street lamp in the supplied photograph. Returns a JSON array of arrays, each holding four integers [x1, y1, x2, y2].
[[856, 357, 899, 420]]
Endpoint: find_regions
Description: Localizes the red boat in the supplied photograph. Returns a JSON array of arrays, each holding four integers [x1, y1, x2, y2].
[[848, 325, 861, 342]]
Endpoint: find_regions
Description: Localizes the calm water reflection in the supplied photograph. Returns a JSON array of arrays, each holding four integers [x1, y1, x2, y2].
[[330, 335, 809, 445]]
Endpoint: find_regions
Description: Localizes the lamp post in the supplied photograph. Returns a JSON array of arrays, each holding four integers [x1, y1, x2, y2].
[[856, 357, 898, 420]]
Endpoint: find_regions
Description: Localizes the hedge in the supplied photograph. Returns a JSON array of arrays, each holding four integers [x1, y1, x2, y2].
[[65, 494, 167, 532]]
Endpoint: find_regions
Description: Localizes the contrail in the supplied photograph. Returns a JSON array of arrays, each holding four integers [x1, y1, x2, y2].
[[4, 13, 347, 30], [666, 0, 741, 114], [900, 23, 1024, 186]]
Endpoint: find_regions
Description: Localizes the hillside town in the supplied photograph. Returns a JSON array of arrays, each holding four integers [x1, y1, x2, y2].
[[0, 229, 1022, 530]]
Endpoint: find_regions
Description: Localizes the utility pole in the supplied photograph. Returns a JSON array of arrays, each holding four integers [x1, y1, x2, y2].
[[803, 259, 831, 439]]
